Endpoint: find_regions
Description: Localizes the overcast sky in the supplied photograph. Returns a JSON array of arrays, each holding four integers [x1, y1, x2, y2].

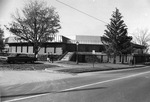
[[0, 0, 150, 39]]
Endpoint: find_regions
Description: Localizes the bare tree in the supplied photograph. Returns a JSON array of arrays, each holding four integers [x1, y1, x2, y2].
[[6, 0, 61, 56], [132, 29, 150, 53]]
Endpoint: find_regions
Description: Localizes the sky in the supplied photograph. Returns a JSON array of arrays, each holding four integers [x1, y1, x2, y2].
[[0, 0, 150, 39]]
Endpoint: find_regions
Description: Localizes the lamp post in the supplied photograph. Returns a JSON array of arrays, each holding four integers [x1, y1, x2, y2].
[[76, 41, 79, 64]]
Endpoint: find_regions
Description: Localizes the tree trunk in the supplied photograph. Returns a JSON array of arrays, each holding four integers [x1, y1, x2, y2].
[[113, 54, 116, 64], [33, 44, 39, 58], [34, 50, 38, 58], [121, 54, 124, 64], [107, 55, 110, 63]]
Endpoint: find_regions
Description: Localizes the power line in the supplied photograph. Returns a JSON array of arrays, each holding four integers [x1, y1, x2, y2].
[[55, 0, 108, 24]]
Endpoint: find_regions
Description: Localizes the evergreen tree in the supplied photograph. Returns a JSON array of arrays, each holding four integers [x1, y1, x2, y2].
[[101, 8, 132, 64]]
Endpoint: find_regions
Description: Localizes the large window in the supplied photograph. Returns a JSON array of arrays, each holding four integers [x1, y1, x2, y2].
[[11, 46, 16, 53], [22, 46, 27, 53], [28, 46, 33, 54], [56, 47, 62, 55], [38, 48, 44, 54], [17, 46, 21, 53], [46, 47, 54, 53]]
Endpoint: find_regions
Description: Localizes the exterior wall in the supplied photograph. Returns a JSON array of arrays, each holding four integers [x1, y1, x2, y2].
[[5, 35, 69, 55], [78, 44, 104, 52], [66, 44, 76, 52], [8, 43, 103, 55], [97, 55, 108, 62], [6, 36, 146, 63], [7, 43, 66, 55], [108, 55, 131, 64], [66, 43, 104, 52], [75, 54, 132, 63]]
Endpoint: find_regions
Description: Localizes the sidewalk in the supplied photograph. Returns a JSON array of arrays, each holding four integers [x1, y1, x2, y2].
[[0, 70, 75, 97], [0, 70, 73, 86]]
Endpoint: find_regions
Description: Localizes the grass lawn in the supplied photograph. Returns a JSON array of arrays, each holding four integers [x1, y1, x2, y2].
[[0, 60, 145, 73], [57, 65, 145, 73], [56, 61, 145, 73], [57, 67, 114, 73], [0, 62, 58, 70]]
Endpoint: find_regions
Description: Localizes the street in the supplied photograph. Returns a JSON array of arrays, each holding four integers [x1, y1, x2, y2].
[[2, 66, 150, 102]]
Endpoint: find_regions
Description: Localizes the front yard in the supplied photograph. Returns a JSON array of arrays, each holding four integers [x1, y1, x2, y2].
[[0, 61, 146, 73], [0, 62, 58, 70]]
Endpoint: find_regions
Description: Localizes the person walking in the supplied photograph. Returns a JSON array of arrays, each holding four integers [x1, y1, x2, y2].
[[47, 52, 50, 62], [50, 52, 54, 63]]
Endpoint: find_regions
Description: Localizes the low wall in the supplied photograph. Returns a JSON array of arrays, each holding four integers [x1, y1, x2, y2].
[[72, 53, 150, 64]]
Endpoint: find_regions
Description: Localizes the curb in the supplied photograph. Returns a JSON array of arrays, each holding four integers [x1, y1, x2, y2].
[[47, 65, 146, 74], [44, 69, 77, 75]]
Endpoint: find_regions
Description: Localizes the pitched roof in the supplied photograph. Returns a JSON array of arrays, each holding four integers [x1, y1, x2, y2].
[[76, 35, 102, 44], [5, 37, 18, 43]]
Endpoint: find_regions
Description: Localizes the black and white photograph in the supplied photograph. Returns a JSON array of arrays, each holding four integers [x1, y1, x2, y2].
[[1, 0, 150, 102]]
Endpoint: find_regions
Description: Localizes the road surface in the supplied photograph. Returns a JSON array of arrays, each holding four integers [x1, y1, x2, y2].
[[2, 66, 150, 102]]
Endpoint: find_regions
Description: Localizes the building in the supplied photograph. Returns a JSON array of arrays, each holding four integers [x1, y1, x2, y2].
[[5, 35, 105, 54], [5, 35, 69, 55], [5, 35, 146, 63]]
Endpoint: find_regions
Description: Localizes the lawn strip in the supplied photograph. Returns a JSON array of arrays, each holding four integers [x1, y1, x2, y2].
[[0, 63, 58, 71], [56, 65, 145, 73]]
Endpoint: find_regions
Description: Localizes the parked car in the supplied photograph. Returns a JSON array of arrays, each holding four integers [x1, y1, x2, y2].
[[0, 53, 37, 63]]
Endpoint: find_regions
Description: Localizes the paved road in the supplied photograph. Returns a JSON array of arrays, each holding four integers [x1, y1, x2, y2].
[[2, 66, 150, 102]]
